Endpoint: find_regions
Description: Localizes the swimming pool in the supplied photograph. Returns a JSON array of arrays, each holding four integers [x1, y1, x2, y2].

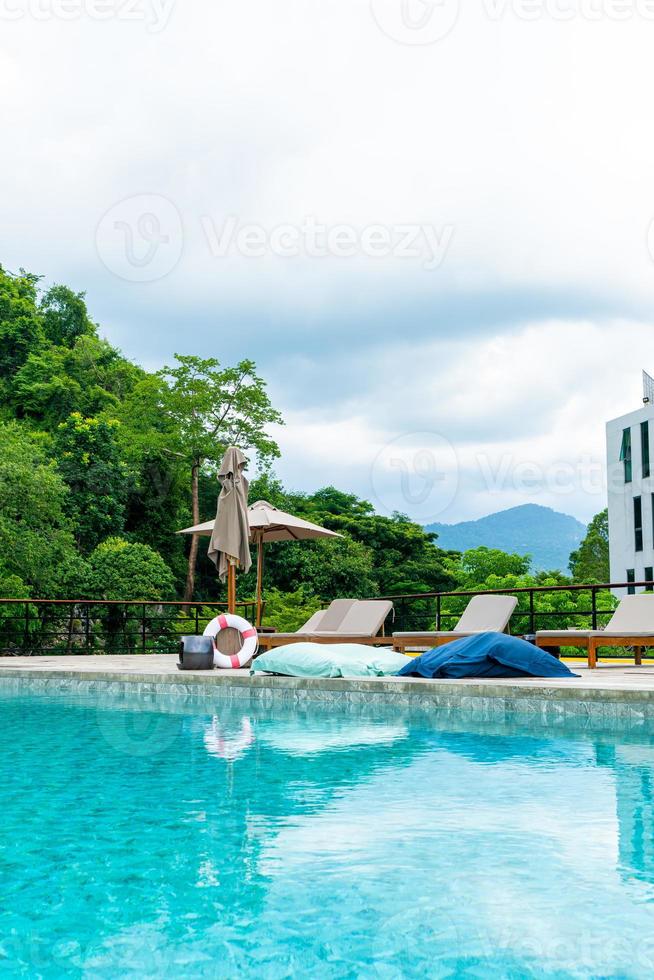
[[1, 683, 654, 978]]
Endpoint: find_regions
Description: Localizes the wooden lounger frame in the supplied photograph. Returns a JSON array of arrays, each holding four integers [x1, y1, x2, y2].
[[535, 634, 654, 669]]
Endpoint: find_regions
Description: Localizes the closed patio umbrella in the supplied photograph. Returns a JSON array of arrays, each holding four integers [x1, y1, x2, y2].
[[179, 499, 341, 626], [207, 447, 251, 613]]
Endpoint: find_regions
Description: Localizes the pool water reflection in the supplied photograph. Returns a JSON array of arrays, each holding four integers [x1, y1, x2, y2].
[[1, 685, 654, 978]]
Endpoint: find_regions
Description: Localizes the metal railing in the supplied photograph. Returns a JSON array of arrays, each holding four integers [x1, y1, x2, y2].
[[372, 580, 653, 636], [0, 599, 260, 657], [0, 580, 650, 657]]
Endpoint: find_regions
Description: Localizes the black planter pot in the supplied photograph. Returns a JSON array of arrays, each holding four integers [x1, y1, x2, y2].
[[177, 636, 214, 670]]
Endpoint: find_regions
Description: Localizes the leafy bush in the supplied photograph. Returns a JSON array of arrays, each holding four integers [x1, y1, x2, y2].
[[261, 587, 322, 632], [82, 538, 176, 653], [83, 537, 175, 601]]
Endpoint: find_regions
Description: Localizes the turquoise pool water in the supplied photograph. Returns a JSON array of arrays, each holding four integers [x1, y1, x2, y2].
[[2, 686, 654, 978]]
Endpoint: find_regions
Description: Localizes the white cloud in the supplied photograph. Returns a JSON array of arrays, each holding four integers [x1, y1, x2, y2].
[[2, 1, 654, 522], [271, 319, 653, 522]]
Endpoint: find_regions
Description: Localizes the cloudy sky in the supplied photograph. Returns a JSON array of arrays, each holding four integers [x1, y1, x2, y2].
[[2, 0, 654, 524]]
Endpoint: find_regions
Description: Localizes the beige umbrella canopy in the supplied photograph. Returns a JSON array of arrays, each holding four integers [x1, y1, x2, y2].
[[178, 499, 342, 625]]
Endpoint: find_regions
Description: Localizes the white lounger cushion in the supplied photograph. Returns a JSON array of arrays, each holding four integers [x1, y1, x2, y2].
[[313, 599, 358, 632], [604, 595, 654, 632], [393, 594, 517, 638], [454, 595, 518, 632], [263, 599, 392, 642], [298, 610, 326, 633], [536, 595, 654, 640]]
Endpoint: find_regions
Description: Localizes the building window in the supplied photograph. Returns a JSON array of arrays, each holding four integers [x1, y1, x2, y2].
[[645, 567, 653, 593], [621, 427, 632, 483], [635, 496, 643, 552], [642, 421, 651, 479], [627, 569, 636, 595]]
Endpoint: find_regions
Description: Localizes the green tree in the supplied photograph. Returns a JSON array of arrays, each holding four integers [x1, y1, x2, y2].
[[296, 491, 455, 597], [452, 546, 532, 586], [55, 413, 129, 552], [0, 421, 81, 597], [259, 535, 378, 602], [158, 355, 283, 600], [83, 537, 175, 601], [13, 335, 142, 426], [83, 537, 176, 653], [39, 284, 95, 348], [0, 266, 44, 391], [569, 510, 608, 583], [122, 448, 188, 582]]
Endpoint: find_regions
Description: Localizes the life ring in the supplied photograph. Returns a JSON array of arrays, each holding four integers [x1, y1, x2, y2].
[[203, 614, 258, 668]]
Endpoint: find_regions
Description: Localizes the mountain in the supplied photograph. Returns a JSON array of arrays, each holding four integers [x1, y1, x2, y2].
[[426, 504, 587, 573]]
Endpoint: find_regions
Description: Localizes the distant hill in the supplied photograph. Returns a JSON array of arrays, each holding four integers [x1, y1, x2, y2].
[[426, 504, 587, 573]]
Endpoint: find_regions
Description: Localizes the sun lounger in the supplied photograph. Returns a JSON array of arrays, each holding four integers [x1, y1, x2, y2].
[[257, 599, 394, 650], [392, 595, 518, 653], [535, 594, 654, 668]]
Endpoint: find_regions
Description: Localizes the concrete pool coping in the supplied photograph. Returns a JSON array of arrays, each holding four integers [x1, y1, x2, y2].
[[4, 656, 654, 723]]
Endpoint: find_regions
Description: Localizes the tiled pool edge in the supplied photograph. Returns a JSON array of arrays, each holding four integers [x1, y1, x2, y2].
[[3, 667, 654, 724]]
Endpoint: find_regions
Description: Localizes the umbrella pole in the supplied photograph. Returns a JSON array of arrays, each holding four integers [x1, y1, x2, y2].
[[227, 561, 236, 615], [256, 536, 264, 628]]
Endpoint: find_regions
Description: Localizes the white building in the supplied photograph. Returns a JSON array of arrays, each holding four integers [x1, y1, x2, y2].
[[606, 371, 654, 594]]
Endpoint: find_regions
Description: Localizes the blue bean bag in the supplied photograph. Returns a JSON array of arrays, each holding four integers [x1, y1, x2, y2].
[[397, 632, 579, 679]]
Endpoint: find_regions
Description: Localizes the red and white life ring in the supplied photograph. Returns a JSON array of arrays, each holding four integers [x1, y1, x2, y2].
[[203, 614, 258, 669]]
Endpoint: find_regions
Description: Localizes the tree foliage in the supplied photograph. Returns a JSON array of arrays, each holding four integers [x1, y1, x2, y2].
[[569, 509, 609, 583], [158, 354, 283, 599], [55, 413, 129, 552], [0, 267, 44, 388], [83, 538, 175, 602], [0, 421, 83, 597], [259, 587, 322, 633], [39, 284, 96, 348]]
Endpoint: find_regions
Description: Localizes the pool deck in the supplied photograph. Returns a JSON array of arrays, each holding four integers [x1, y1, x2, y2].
[[3, 655, 654, 718]]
